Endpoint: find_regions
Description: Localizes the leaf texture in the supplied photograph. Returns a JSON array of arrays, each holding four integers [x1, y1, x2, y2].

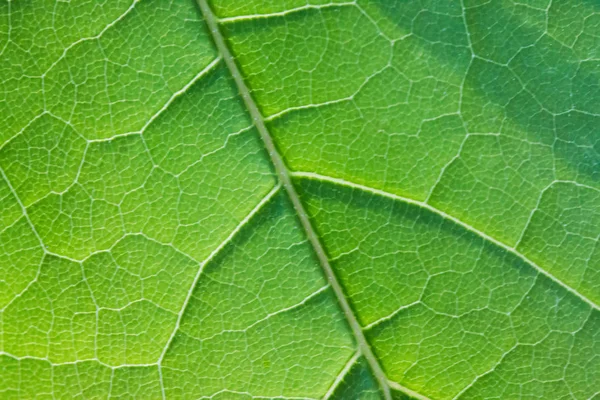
[[0, 0, 599, 399]]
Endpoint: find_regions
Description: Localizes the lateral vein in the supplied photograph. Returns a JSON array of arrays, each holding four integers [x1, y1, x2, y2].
[[157, 184, 281, 365], [217, 2, 357, 24], [388, 380, 434, 400], [156, 185, 281, 400], [292, 171, 600, 312], [322, 351, 361, 400], [195, 1, 393, 399]]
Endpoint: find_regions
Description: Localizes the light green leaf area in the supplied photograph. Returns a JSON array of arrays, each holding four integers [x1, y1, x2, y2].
[[0, 0, 598, 399]]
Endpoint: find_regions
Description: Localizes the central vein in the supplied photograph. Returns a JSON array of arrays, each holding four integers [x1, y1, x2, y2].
[[194, 0, 393, 398]]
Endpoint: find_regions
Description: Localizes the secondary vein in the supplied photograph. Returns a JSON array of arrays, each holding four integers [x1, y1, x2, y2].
[[292, 170, 600, 312], [157, 184, 281, 399], [194, 1, 393, 398]]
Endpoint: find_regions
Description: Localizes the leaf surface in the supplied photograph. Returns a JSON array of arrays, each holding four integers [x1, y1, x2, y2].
[[1, 0, 599, 399]]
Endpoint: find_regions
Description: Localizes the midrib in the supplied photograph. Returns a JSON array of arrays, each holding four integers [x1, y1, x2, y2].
[[194, 0, 394, 399]]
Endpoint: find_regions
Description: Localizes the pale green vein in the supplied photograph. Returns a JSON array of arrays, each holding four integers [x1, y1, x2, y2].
[[322, 351, 361, 400], [157, 184, 281, 399], [40, 0, 140, 79], [291, 171, 600, 312], [136, 57, 222, 138], [0, 164, 48, 312], [217, 2, 357, 24], [189, 284, 331, 343], [388, 380, 434, 400], [0, 166, 46, 251], [363, 301, 421, 331], [263, 61, 393, 123], [514, 179, 600, 249], [196, 0, 395, 398], [197, 389, 318, 400], [0, 351, 151, 370]]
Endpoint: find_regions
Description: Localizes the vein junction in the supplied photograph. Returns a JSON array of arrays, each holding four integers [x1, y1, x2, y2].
[[196, 0, 398, 399]]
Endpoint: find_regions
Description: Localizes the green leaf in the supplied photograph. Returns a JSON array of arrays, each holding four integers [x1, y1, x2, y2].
[[1, 0, 598, 399]]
